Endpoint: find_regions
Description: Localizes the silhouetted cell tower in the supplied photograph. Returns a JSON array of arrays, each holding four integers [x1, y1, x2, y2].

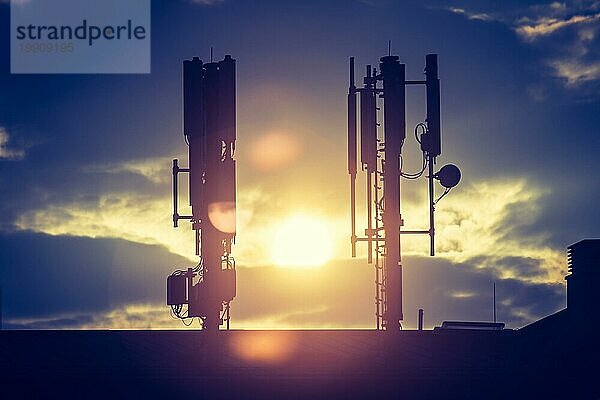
[[167, 54, 237, 331], [348, 52, 461, 330]]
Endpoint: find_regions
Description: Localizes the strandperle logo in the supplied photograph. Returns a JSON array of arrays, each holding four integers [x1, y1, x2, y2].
[[11, 0, 151, 74], [15, 19, 148, 47]]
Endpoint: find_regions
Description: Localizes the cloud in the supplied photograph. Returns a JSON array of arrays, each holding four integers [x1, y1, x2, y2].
[[443, 1, 600, 91], [87, 156, 177, 184], [449, 290, 477, 299], [3, 304, 181, 330], [13, 185, 263, 264], [446, 6, 494, 22], [400, 178, 565, 285], [515, 13, 600, 41], [2, 180, 571, 329], [14, 173, 566, 285], [0, 0, 30, 5], [0, 128, 25, 160], [188, 0, 224, 5], [1, 253, 566, 330], [0, 232, 190, 320], [549, 58, 600, 85], [15, 193, 196, 262]]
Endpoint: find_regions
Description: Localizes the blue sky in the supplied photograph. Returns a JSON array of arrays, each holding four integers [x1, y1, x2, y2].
[[0, 0, 598, 329]]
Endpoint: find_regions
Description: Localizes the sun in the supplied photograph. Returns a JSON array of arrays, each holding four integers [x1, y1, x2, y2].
[[270, 214, 334, 267]]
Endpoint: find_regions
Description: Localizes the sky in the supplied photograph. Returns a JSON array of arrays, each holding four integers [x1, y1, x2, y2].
[[0, 0, 599, 330]]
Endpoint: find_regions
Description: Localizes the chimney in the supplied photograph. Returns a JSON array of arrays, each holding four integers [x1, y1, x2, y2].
[[566, 239, 600, 330]]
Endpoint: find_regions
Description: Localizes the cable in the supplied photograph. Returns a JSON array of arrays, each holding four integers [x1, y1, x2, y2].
[[172, 257, 203, 276], [180, 316, 194, 326], [169, 256, 206, 322], [398, 122, 429, 179], [400, 154, 427, 179], [397, 123, 429, 180], [414, 122, 427, 144], [434, 187, 451, 204]]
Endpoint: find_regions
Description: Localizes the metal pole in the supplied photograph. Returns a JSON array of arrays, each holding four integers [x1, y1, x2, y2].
[[375, 167, 381, 330], [351, 178, 356, 257], [428, 156, 435, 256], [172, 159, 178, 228], [227, 303, 230, 330], [367, 172, 373, 264], [425, 54, 441, 257], [348, 57, 358, 258], [380, 55, 405, 329], [493, 282, 497, 323]]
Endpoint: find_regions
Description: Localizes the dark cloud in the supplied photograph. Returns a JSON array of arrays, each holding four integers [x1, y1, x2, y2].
[[1, 231, 566, 329], [401, 256, 565, 328], [505, 187, 600, 249], [0, 232, 189, 319], [4, 315, 95, 330], [466, 254, 554, 281], [2, 308, 170, 330], [442, 1, 600, 92]]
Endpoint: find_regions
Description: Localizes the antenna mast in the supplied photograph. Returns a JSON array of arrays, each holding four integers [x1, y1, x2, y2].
[[347, 50, 461, 330], [167, 54, 238, 331]]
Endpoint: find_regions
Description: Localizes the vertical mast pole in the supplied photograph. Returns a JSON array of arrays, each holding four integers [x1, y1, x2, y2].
[[380, 55, 406, 330], [348, 57, 358, 258]]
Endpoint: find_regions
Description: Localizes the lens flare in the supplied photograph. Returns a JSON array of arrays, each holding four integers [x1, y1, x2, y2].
[[208, 201, 236, 233], [248, 131, 302, 171], [230, 331, 298, 364]]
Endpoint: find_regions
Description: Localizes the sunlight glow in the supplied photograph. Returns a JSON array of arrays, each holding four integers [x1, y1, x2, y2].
[[270, 214, 333, 267]]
